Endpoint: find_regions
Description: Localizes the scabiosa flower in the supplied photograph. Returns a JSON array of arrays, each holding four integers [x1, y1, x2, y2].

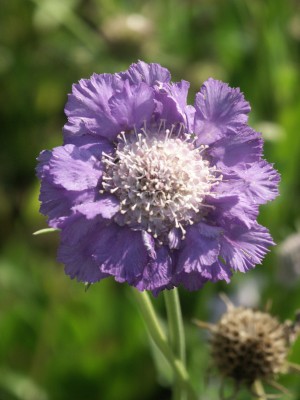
[[36, 61, 279, 294]]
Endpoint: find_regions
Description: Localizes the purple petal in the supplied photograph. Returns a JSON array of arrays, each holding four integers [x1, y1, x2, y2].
[[58, 221, 110, 283], [36, 150, 51, 178], [49, 144, 102, 191], [199, 260, 232, 283], [59, 244, 110, 283], [207, 126, 263, 168], [119, 61, 171, 86], [93, 225, 149, 284], [59, 216, 149, 284], [64, 73, 122, 141], [168, 228, 182, 249], [155, 81, 192, 127], [57, 213, 114, 282], [72, 194, 119, 219], [38, 181, 75, 227], [232, 160, 280, 205], [39, 182, 98, 228], [141, 231, 156, 259], [63, 134, 114, 159], [165, 80, 190, 112], [109, 81, 155, 130], [36, 147, 100, 226], [206, 194, 259, 229], [135, 245, 173, 292], [194, 78, 250, 145], [172, 271, 208, 291], [220, 222, 274, 273], [57, 211, 98, 246], [176, 222, 222, 273]]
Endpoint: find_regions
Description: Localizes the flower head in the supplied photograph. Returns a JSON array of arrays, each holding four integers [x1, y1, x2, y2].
[[36, 61, 279, 294], [194, 296, 300, 398]]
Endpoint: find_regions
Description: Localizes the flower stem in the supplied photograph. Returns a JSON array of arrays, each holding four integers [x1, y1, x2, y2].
[[164, 289, 187, 400], [132, 289, 197, 400], [164, 289, 186, 365], [252, 380, 266, 399]]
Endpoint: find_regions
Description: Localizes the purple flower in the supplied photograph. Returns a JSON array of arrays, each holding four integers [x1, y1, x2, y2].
[[36, 61, 279, 294]]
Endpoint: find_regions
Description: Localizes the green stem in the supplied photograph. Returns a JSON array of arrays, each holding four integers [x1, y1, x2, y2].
[[252, 380, 266, 399], [164, 289, 187, 400], [164, 289, 186, 365], [132, 289, 197, 400]]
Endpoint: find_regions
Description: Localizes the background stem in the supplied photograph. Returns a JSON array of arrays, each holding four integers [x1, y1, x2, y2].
[[252, 380, 266, 399]]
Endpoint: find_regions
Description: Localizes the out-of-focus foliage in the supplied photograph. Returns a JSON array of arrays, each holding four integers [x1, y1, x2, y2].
[[1, 0, 300, 399]]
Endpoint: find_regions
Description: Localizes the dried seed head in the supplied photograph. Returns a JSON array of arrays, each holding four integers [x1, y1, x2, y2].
[[211, 306, 288, 384], [194, 297, 300, 398]]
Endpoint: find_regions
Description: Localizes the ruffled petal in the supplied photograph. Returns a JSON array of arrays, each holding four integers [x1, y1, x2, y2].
[[207, 126, 263, 168], [135, 245, 173, 292], [176, 222, 222, 273], [109, 81, 155, 130], [36, 146, 101, 226], [194, 78, 250, 145], [168, 228, 182, 249], [172, 271, 208, 291], [58, 219, 110, 283], [119, 60, 171, 86], [155, 80, 193, 128], [220, 222, 274, 273], [48, 144, 102, 191], [205, 194, 259, 229], [141, 231, 156, 258], [64, 73, 122, 141], [58, 214, 149, 284], [63, 134, 114, 159], [72, 194, 119, 220], [39, 182, 98, 228], [93, 225, 149, 284], [233, 160, 280, 205], [216, 160, 280, 206], [36, 150, 52, 178], [199, 260, 232, 283]]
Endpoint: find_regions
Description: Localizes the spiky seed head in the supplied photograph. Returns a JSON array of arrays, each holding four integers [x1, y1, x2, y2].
[[210, 306, 289, 384]]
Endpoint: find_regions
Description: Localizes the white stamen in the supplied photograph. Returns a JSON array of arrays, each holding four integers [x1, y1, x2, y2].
[[101, 123, 221, 241]]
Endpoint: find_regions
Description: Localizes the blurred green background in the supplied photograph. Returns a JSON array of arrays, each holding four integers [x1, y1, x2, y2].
[[1, 0, 300, 399]]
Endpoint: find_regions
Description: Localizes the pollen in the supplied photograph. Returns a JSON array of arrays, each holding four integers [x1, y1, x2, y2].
[[101, 125, 221, 240]]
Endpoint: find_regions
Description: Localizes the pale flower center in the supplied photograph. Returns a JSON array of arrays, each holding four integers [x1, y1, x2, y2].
[[101, 128, 221, 240]]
